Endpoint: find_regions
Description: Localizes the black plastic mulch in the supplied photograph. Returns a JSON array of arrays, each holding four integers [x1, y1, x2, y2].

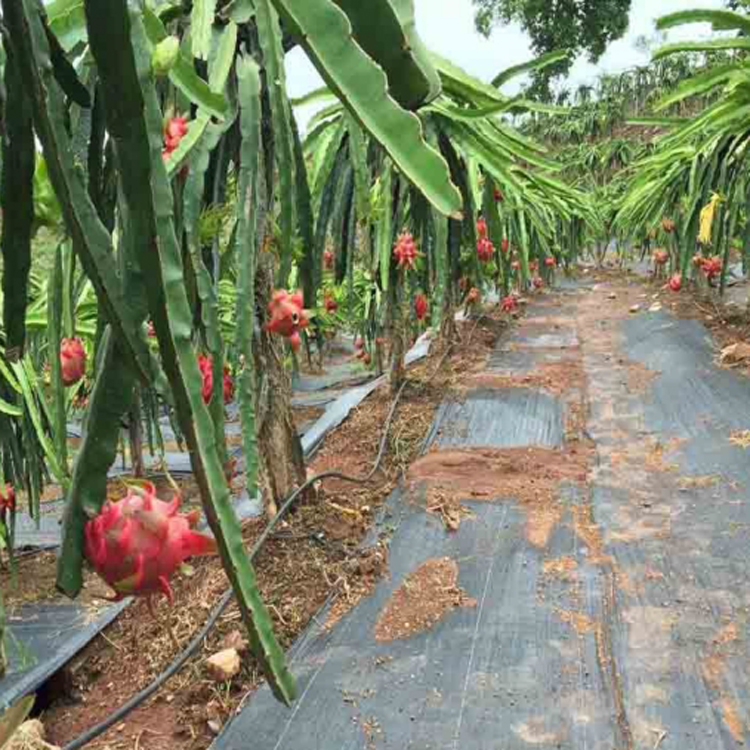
[[212, 282, 750, 749]]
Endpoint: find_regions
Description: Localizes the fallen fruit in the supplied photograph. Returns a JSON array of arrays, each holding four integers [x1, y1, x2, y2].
[[501, 295, 518, 313], [667, 273, 682, 292]]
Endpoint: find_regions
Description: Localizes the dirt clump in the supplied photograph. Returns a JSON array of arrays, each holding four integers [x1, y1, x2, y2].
[[374, 557, 475, 642]]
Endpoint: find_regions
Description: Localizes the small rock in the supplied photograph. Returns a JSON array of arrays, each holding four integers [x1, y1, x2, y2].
[[649, 303, 662, 312], [205, 648, 241, 681], [629, 304, 641, 313], [207, 720, 223, 735], [607, 293, 617, 299]]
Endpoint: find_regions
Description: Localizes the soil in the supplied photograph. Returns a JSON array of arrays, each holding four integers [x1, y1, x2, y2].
[[373, 557, 476, 643], [40, 313, 505, 750]]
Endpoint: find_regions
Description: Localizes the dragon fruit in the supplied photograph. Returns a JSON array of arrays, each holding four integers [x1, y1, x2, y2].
[[324, 294, 338, 313], [667, 273, 682, 292], [323, 249, 334, 270], [414, 293, 428, 321], [197, 354, 234, 405], [85, 482, 217, 603], [467, 287, 481, 304], [476, 237, 494, 263], [653, 248, 669, 265], [0, 485, 15, 513], [533, 276, 544, 289], [501, 295, 518, 313], [476, 216, 488, 239], [162, 116, 189, 159], [60, 337, 86, 387], [393, 232, 418, 271], [266, 290, 309, 352], [702, 255, 722, 279], [662, 218, 675, 233], [544, 256, 556, 268], [500, 238, 510, 254], [494, 188, 504, 202]]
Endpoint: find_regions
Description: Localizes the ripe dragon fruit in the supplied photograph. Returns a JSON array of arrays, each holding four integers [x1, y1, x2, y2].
[[701, 255, 722, 279], [653, 248, 669, 265], [60, 337, 86, 387], [84, 482, 217, 603], [414, 293, 428, 321], [162, 116, 189, 159], [533, 276, 544, 289], [324, 295, 338, 313], [501, 295, 518, 313], [0, 485, 15, 513], [476, 237, 494, 263], [323, 249, 334, 270], [500, 238, 510, 254], [544, 256, 556, 268], [197, 354, 234, 405], [511, 260, 521, 271], [393, 232, 418, 271], [476, 216, 488, 239], [529, 260, 539, 273], [266, 290, 310, 352], [667, 273, 682, 292]]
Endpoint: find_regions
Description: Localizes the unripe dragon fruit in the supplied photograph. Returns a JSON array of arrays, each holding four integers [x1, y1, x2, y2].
[[60, 337, 86, 387], [414, 293, 428, 320], [393, 232, 418, 271], [84, 482, 217, 603], [266, 290, 309, 352]]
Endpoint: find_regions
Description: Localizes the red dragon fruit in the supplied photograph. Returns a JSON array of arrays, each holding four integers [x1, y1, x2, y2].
[[702, 255, 722, 279], [529, 260, 539, 273], [544, 256, 556, 268], [533, 276, 544, 289], [323, 249, 334, 270], [197, 355, 234, 405], [494, 188, 504, 202], [476, 216, 488, 239], [500, 238, 510, 254], [477, 237, 494, 263], [324, 295, 338, 313], [147, 321, 156, 338], [0, 485, 15, 513], [511, 260, 521, 271], [60, 337, 86, 387], [501, 295, 518, 313], [84, 482, 217, 603], [653, 248, 669, 266], [162, 116, 189, 159], [414, 293, 428, 321], [667, 273, 682, 292], [266, 290, 309, 352], [393, 232, 418, 271]]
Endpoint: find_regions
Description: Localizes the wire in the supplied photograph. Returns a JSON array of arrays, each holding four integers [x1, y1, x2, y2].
[[62, 379, 410, 750]]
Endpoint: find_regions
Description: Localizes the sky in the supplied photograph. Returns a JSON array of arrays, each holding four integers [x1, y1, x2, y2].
[[287, 0, 726, 132]]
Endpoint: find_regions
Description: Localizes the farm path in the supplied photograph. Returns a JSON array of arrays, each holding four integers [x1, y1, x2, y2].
[[214, 275, 750, 750]]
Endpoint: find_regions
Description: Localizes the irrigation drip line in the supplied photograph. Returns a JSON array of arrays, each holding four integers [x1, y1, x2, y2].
[[62, 380, 410, 750]]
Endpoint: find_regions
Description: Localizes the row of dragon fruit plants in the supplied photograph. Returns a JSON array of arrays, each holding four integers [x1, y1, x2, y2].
[[0, 0, 599, 699]]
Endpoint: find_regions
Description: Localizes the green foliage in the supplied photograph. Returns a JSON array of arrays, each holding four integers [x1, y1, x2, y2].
[[473, 0, 632, 97]]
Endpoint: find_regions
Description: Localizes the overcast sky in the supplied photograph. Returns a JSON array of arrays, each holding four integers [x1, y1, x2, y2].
[[288, 0, 725, 131]]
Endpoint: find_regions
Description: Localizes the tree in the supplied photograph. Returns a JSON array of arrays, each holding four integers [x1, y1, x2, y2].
[[473, 0, 633, 97]]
